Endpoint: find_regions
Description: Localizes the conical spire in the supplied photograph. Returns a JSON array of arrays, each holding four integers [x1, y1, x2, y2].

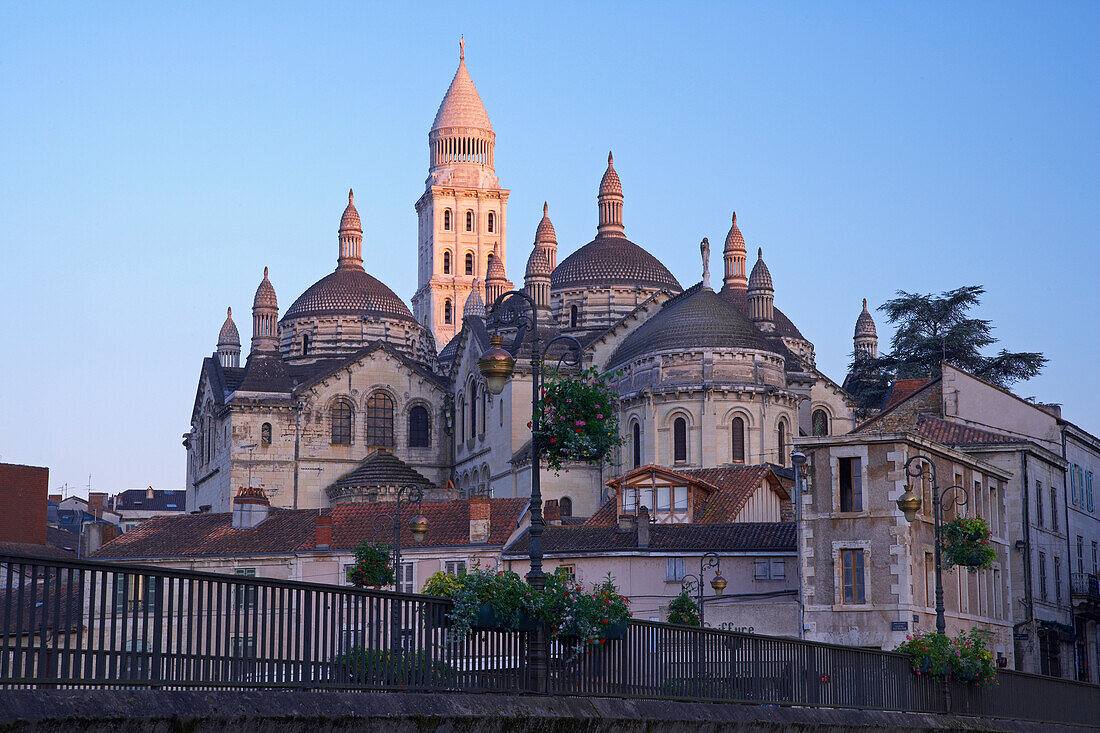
[[722, 211, 747, 290], [854, 298, 878, 358], [597, 152, 624, 236], [535, 201, 557, 245], [217, 306, 241, 368], [251, 267, 280, 353], [463, 280, 485, 319], [431, 39, 493, 133], [747, 249, 774, 330], [338, 189, 363, 270]]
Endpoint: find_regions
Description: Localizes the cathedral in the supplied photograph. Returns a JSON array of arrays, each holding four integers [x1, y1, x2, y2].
[[184, 43, 868, 517]]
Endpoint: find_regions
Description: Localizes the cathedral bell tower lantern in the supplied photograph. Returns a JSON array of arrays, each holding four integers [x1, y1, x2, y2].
[[747, 249, 775, 333]]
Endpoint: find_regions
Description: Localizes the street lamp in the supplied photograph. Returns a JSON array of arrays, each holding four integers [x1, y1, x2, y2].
[[371, 484, 429, 591], [680, 552, 725, 625], [478, 289, 583, 694], [895, 454, 969, 709]]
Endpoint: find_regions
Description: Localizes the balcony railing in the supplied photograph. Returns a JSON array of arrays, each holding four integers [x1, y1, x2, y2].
[[1072, 572, 1100, 601], [1, 552, 1098, 726]]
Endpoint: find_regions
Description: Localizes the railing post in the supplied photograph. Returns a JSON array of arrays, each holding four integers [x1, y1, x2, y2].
[[150, 576, 163, 686]]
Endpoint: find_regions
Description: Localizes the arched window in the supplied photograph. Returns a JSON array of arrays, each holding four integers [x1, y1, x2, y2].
[[469, 382, 478, 438], [569, 305, 579, 328], [301, 334, 310, 356], [673, 417, 688, 463], [261, 423, 272, 446], [777, 420, 787, 466], [812, 409, 829, 437], [560, 497, 573, 517], [487, 211, 495, 233], [408, 405, 430, 448], [443, 251, 451, 274], [632, 422, 641, 468], [457, 392, 465, 442], [465, 252, 474, 275], [443, 209, 451, 231], [366, 391, 394, 446], [444, 299, 453, 324], [732, 416, 745, 463], [466, 210, 473, 232], [331, 399, 353, 445]]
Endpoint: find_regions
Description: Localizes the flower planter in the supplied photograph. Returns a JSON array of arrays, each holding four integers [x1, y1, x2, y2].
[[515, 609, 539, 632], [472, 602, 506, 631], [602, 619, 628, 640]]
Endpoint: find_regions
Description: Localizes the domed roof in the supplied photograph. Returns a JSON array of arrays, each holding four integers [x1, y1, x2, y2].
[[717, 287, 806, 341], [609, 286, 769, 368], [525, 246, 551, 278], [218, 307, 240, 347], [486, 253, 507, 282], [599, 152, 622, 196], [747, 249, 773, 291], [855, 299, 877, 338], [339, 189, 361, 232], [431, 40, 493, 133], [724, 212, 745, 253], [463, 283, 485, 318], [254, 267, 278, 310], [551, 235, 681, 292], [283, 268, 415, 323], [535, 202, 556, 243]]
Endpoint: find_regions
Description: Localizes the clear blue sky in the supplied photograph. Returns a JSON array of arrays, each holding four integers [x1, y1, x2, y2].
[[1, 2, 1097, 497]]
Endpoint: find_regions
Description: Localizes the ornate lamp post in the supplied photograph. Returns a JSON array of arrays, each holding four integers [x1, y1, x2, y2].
[[478, 290, 583, 694], [679, 551, 727, 625], [371, 484, 429, 659], [895, 454, 968, 709]]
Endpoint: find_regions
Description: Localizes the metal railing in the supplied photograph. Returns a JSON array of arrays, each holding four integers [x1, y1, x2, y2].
[[1, 553, 1098, 726], [1072, 572, 1100, 600]]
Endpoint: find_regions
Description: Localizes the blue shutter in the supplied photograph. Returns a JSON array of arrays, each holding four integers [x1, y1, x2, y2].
[[1070, 465, 1078, 506]]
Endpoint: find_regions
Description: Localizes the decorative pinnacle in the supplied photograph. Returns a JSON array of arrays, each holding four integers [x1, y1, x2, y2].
[[460, 36, 465, 61], [757, 247, 762, 259], [543, 201, 548, 216], [732, 211, 737, 223], [264, 266, 269, 279], [348, 188, 354, 204], [863, 298, 868, 308], [608, 150, 614, 166], [227, 307, 232, 318]]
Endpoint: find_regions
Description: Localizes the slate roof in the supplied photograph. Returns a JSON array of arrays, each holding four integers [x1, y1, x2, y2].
[[237, 353, 294, 394], [550, 235, 681, 292], [327, 451, 435, 493], [282, 267, 416, 323], [504, 522, 795, 556], [913, 413, 1019, 447], [716, 286, 806, 342]]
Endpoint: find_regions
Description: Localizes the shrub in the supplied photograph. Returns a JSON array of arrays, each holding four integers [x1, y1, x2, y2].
[[894, 628, 996, 686], [535, 367, 623, 471], [941, 517, 996, 571], [667, 591, 701, 626], [346, 541, 394, 588]]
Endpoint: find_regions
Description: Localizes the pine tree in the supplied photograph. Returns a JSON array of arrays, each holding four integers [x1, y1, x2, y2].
[[849, 286, 1046, 413]]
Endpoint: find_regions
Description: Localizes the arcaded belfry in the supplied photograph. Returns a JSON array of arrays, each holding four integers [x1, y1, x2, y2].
[[523, 202, 557, 313], [854, 298, 878, 358], [216, 307, 240, 368], [413, 38, 511, 348]]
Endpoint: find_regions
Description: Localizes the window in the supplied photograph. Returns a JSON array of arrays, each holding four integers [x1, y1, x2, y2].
[[443, 209, 451, 231], [408, 405, 430, 448], [235, 568, 257, 610], [1071, 464, 1079, 506], [260, 423, 272, 446], [331, 399, 353, 445], [632, 422, 641, 468], [569, 304, 578, 328], [1094, 541, 1098, 574], [445, 560, 466, 576], [666, 558, 686, 582], [989, 483, 999, 535], [444, 299, 453, 324], [558, 564, 576, 583], [731, 417, 745, 463], [673, 417, 687, 463], [365, 391, 394, 446], [812, 410, 829, 437], [469, 382, 478, 438], [839, 457, 862, 512], [397, 562, 414, 594], [487, 211, 495, 232], [1088, 471, 1095, 512], [1051, 486, 1059, 532], [925, 553, 935, 608], [993, 567, 1002, 619], [560, 497, 572, 517], [443, 251, 451, 274], [301, 333, 310, 356], [1036, 480, 1043, 528], [114, 574, 157, 613], [777, 421, 786, 466], [1055, 557, 1062, 605], [465, 210, 473, 232], [1038, 552, 1047, 601], [1078, 536, 1085, 574], [622, 487, 636, 514], [840, 549, 866, 604], [755, 559, 786, 581], [465, 252, 473, 275]]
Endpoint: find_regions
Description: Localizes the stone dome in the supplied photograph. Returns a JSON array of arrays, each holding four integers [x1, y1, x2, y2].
[[551, 236, 682, 292], [283, 268, 416, 323], [525, 246, 551, 278], [535, 202, 556, 243], [463, 283, 485, 318], [431, 41, 493, 133], [608, 286, 769, 368], [254, 267, 278, 310], [855, 299, 877, 338], [218, 307, 240, 347], [747, 249, 773, 291], [340, 189, 361, 232], [725, 212, 745, 253], [487, 253, 507, 281], [599, 152, 623, 196], [717, 287, 806, 341]]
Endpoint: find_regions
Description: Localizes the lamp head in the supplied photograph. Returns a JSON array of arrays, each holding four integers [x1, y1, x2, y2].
[[478, 334, 515, 395], [896, 486, 922, 523], [409, 514, 429, 543], [710, 569, 727, 596]]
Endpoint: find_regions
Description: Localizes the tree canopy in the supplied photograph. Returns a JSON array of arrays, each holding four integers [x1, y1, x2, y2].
[[846, 286, 1046, 413]]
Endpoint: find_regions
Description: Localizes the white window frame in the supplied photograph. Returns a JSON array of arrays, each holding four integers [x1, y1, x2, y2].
[[832, 541, 871, 607], [830, 447, 868, 515]]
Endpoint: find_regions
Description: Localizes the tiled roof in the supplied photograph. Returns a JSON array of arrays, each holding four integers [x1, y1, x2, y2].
[[913, 413, 1019, 447], [716, 286, 805, 341], [551, 235, 681, 292], [432, 50, 493, 132], [218, 307, 240, 347], [237, 353, 294, 394], [330, 498, 527, 550], [0, 527, 80, 561], [327, 452, 435, 494], [747, 250, 773, 291], [584, 499, 617, 527], [111, 489, 187, 512], [679, 466, 786, 524], [882, 378, 932, 412], [504, 522, 795, 556]]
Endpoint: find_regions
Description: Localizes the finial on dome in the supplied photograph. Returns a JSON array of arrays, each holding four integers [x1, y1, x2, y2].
[[264, 266, 269, 279], [608, 150, 614, 166], [348, 188, 354, 204], [863, 298, 868, 309], [757, 247, 762, 259], [543, 201, 548, 216], [227, 306, 232, 318], [732, 211, 737, 224], [460, 36, 465, 61]]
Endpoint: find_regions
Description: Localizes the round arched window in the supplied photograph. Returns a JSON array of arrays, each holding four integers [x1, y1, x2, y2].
[[812, 409, 829, 437]]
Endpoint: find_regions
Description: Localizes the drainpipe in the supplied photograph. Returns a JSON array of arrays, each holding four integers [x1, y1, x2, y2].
[[293, 401, 303, 510], [791, 450, 807, 640], [1061, 428, 1077, 680], [1014, 452, 1033, 671]]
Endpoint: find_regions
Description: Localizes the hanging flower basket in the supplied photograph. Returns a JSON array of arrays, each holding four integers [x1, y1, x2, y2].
[[666, 590, 701, 627], [894, 629, 997, 686], [941, 517, 996, 571], [345, 541, 394, 588], [535, 367, 623, 472]]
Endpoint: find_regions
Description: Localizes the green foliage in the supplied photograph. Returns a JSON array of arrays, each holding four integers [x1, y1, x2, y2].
[[421, 570, 461, 598], [941, 517, 996, 571], [424, 566, 538, 638], [331, 647, 454, 687], [542, 570, 631, 651], [894, 628, 997, 686], [535, 367, 623, 471], [346, 541, 394, 588], [849, 286, 1046, 413], [667, 591, 701, 626]]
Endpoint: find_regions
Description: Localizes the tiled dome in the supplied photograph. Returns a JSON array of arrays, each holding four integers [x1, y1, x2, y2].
[[525, 246, 551, 278], [339, 189, 361, 232], [535, 202, 556, 243], [855, 299, 877, 338], [432, 42, 493, 133], [609, 286, 769, 367], [283, 268, 415, 323], [218, 307, 240, 347], [487, 253, 507, 281], [463, 284, 485, 318], [599, 152, 623, 196], [254, 267, 278, 309], [718, 287, 806, 341], [551, 235, 681, 291], [725, 212, 745, 253], [747, 249, 773, 291]]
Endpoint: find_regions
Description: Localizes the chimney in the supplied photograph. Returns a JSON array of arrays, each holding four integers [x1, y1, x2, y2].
[[314, 513, 332, 550], [617, 513, 636, 533], [544, 499, 561, 526], [146, 485, 155, 500], [231, 486, 270, 529], [470, 495, 490, 543], [48, 494, 62, 503], [636, 506, 651, 548], [88, 492, 106, 519]]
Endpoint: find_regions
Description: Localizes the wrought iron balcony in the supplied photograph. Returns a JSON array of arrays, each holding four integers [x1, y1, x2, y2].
[[1071, 572, 1100, 601]]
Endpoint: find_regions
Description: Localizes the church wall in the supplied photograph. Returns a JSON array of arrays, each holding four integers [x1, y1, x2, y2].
[[809, 379, 858, 437], [551, 284, 663, 336], [185, 375, 235, 514], [279, 315, 426, 363]]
